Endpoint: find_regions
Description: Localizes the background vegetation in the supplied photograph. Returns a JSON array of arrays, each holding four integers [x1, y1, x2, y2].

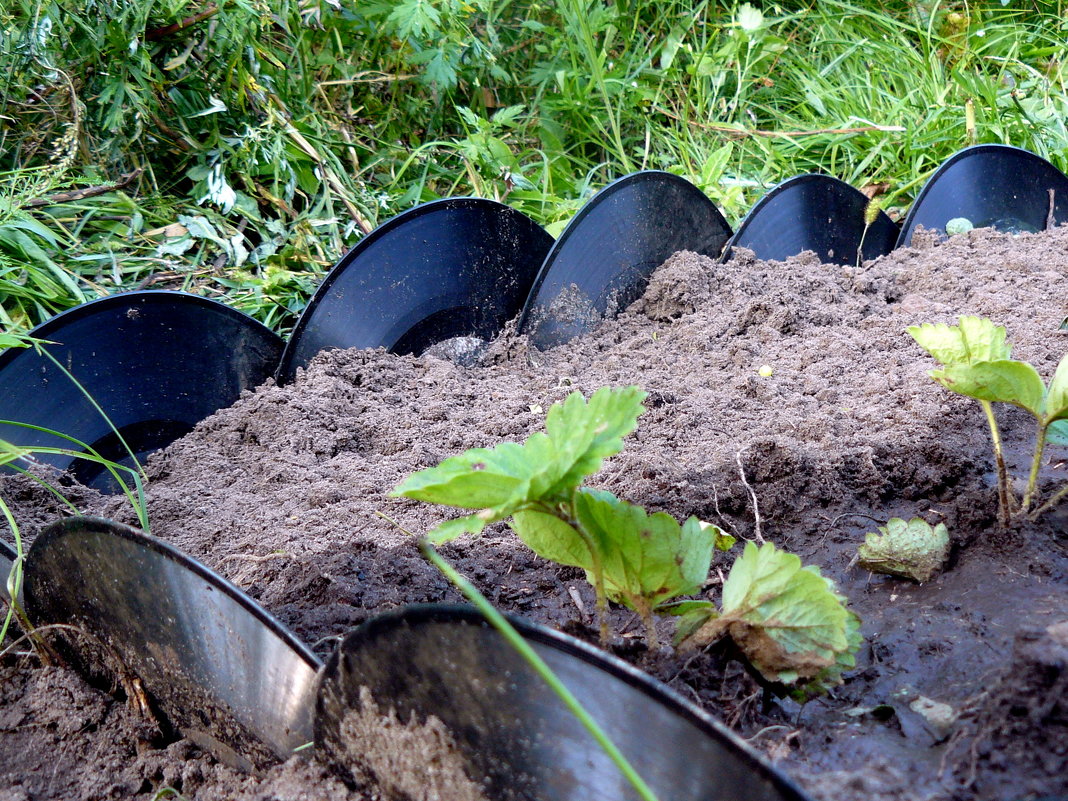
[[1, 0, 1066, 334]]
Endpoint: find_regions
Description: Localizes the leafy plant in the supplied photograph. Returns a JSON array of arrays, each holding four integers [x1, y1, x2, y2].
[[675, 541, 862, 696], [909, 316, 1068, 525], [392, 384, 860, 697], [393, 386, 732, 646], [857, 517, 950, 583]]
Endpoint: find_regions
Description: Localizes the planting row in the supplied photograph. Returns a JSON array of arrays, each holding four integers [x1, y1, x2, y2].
[[1, 144, 1066, 489]]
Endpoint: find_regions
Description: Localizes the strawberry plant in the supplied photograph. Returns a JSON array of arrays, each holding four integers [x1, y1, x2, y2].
[[394, 387, 861, 697], [673, 542, 862, 697], [909, 316, 1068, 525]]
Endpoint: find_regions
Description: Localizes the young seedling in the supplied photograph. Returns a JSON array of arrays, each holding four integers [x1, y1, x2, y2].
[[909, 316, 1068, 525], [392, 387, 732, 647], [674, 541, 862, 697]]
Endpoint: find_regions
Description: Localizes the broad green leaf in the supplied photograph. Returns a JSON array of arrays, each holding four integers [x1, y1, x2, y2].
[[392, 434, 555, 510], [1043, 352, 1068, 423], [695, 542, 859, 686], [857, 517, 949, 583], [1048, 419, 1068, 446], [426, 513, 491, 545], [932, 359, 1045, 417], [544, 386, 646, 494], [393, 387, 645, 515], [511, 509, 591, 570], [574, 490, 716, 611], [908, 316, 1010, 366]]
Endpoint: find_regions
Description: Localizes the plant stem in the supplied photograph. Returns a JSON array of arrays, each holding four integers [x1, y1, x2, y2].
[[980, 400, 1012, 528], [1029, 481, 1068, 521], [420, 541, 661, 801], [1022, 421, 1048, 514]]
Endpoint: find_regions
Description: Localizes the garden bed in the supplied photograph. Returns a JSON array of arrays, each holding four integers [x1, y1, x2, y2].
[[2, 226, 1067, 801]]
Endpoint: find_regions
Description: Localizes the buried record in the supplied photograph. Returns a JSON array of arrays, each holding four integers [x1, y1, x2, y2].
[[316, 605, 811, 801], [724, 173, 898, 265], [517, 171, 731, 350], [0, 292, 282, 493], [897, 144, 1068, 247], [24, 517, 321, 771], [277, 199, 552, 382]]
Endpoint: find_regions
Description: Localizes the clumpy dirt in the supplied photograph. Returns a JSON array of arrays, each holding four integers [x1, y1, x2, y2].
[[3, 225, 1068, 800]]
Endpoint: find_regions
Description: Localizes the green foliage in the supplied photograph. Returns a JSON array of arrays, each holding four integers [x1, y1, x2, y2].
[[909, 316, 1068, 522], [857, 517, 950, 583], [393, 384, 854, 694], [394, 386, 728, 646], [678, 542, 861, 696]]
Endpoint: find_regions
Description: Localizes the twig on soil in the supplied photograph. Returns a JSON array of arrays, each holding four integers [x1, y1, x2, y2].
[[736, 449, 765, 544], [566, 585, 588, 620], [218, 551, 292, 564], [710, 484, 737, 537]]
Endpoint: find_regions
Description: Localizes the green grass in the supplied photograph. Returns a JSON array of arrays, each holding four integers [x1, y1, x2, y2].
[[1, 0, 1066, 334]]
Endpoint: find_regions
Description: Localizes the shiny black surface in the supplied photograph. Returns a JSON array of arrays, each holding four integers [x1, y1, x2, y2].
[[897, 144, 1068, 246], [278, 198, 552, 382], [316, 605, 812, 801], [517, 172, 731, 350], [725, 173, 898, 264], [25, 517, 321, 770], [0, 292, 282, 492]]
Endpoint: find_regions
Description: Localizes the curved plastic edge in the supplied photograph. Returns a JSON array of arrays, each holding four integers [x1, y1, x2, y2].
[[319, 602, 813, 801], [724, 173, 897, 263], [0, 290, 282, 371], [277, 198, 550, 383], [515, 171, 732, 335], [895, 144, 1068, 248], [24, 516, 321, 671]]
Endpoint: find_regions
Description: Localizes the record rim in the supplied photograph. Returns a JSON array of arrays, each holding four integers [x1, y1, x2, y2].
[[25, 515, 321, 671], [316, 602, 812, 801], [723, 172, 898, 263], [0, 290, 282, 372], [515, 170, 733, 336], [277, 197, 552, 382], [895, 143, 1068, 248]]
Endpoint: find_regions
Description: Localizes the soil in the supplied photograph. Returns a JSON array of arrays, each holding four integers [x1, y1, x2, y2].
[[2, 225, 1068, 801]]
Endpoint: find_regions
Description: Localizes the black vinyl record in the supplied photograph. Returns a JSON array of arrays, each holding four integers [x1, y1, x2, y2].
[[0, 291, 283, 492], [725, 173, 898, 265], [24, 517, 321, 771], [517, 172, 732, 350], [277, 198, 552, 382], [897, 144, 1068, 247], [316, 605, 811, 801]]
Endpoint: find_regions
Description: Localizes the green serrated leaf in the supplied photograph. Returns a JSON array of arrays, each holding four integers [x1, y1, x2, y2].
[[511, 508, 591, 569], [1047, 419, 1068, 446], [573, 490, 716, 612], [1043, 352, 1068, 423], [908, 316, 1011, 366], [544, 387, 647, 494], [933, 359, 1045, 417], [426, 513, 490, 545], [391, 434, 555, 510], [857, 517, 949, 583], [689, 542, 859, 688]]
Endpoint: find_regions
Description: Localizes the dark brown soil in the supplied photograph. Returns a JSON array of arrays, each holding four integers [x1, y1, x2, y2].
[[3, 225, 1068, 800]]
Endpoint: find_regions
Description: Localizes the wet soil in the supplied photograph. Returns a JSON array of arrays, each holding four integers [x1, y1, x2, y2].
[[2, 226, 1068, 800]]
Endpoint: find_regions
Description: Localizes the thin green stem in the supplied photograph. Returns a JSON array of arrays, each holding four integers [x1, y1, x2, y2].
[[420, 541, 660, 801], [979, 400, 1012, 528], [0, 497, 22, 645], [1022, 421, 1048, 513]]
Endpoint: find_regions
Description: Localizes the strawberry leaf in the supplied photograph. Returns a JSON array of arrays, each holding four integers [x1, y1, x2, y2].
[[573, 490, 717, 612], [857, 517, 949, 583], [685, 542, 860, 689], [1043, 352, 1068, 423], [932, 359, 1045, 418], [907, 316, 1011, 366]]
